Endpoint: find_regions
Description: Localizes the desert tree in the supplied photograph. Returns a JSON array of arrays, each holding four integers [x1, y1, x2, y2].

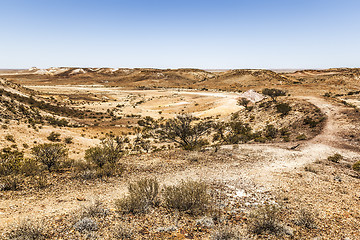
[[139, 114, 213, 151], [262, 88, 286, 102]]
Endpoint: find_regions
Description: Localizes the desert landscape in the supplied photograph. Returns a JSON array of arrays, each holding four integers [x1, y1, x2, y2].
[[0, 67, 359, 239]]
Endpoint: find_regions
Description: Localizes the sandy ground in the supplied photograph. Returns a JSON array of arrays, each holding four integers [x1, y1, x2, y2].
[[1, 94, 358, 234], [26, 86, 243, 119]]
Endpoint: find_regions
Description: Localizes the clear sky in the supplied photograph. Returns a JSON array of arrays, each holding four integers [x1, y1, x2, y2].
[[1, 0, 360, 69]]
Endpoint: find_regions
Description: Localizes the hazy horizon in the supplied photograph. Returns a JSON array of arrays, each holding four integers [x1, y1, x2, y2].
[[1, 0, 360, 69]]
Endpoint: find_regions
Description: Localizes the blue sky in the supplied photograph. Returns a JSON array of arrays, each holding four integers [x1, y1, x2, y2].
[[0, 0, 359, 69]]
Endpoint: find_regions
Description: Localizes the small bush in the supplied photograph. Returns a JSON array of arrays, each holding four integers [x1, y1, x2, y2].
[[327, 153, 343, 163], [296, 134, 307, 140], [20, 158, 41, 176], [85, 137, 125, 168], [47, 132, 61, 142], [112, 223, 135, 240], [163, 180, 208, 214], [249, 204, 285, 235], [264, 125, 277, 139], [64, 137, 73, 144], [80, 200, 108, 218], [275, 103, 291, 116], [0, 175, 22, 191], [5, 134, 15, 142], [7, 220, 47, 240], [352, 161, 360, 172], [211, 227, 242, 240], [295, 208, 318, 229], [115, 178, 159, 214], [31, 143, 68, 171]]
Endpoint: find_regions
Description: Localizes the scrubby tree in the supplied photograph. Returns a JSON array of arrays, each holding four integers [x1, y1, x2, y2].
[[213, 120, 253, 144], [159, 115, 213, 150], [262, 88, 286, 102], [31, 143, 67, 171], [139, 114, 213, 151]]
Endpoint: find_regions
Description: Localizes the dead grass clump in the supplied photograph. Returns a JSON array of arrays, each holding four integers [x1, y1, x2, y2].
[[112, 223, 135, 239], [163, 180, 208, 214], [7, 219, 47, 240], [80, 200, 108, 218], [295, 208, 318, 229], [0, 175, 22, 191], [115, 178, 159, 214], [248, 204, 285, 235], [211, 226, 242, 240]]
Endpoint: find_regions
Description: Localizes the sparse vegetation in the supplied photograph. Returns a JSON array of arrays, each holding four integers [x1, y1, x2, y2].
[[85, 136, 126, 168], [262, 88, 286, 102], [31, 143, 68, 171], [295, 208, 318, 229], [7, 220, 47, 240], [163, 180, 208, 214], [47, 131, 61, 142], [115, 178, 159, 214], [327, 153, 343, 163], [249, 204, 285, 235]]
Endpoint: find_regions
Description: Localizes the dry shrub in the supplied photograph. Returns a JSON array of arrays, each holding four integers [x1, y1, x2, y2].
[[7, 219, 47, 240], [163, 180, 208, 214], [31, 143, 68, 171], [248, 204, 285, 235], [211, 226, 242, 240], [80, 200, 108, 218], [0, 175, 22, 191], [115, 178, 159, 214], [112, 223, 135, 239], [295, 208, 318, 229]]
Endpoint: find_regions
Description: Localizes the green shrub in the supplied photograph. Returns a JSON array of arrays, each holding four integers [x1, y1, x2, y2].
[[327, 153, 343, 163], [163, 180, 208, 214], [115, 178, 159, 214], [20, 158, 41, 176], [31, 143, 68, 171], [85, 137, 125, 168], [5, 134, 15, 142], [296, 134, 307, 140], [0, 175, 22, 191], [64, 137, 73, 144], [262, 88, 286, 102], [0, 149, 23, 176], [47, 132, 61, 142], [353, 161, 360, 172], [264, 125, 277, 139], [275, 103, 291, 116]]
